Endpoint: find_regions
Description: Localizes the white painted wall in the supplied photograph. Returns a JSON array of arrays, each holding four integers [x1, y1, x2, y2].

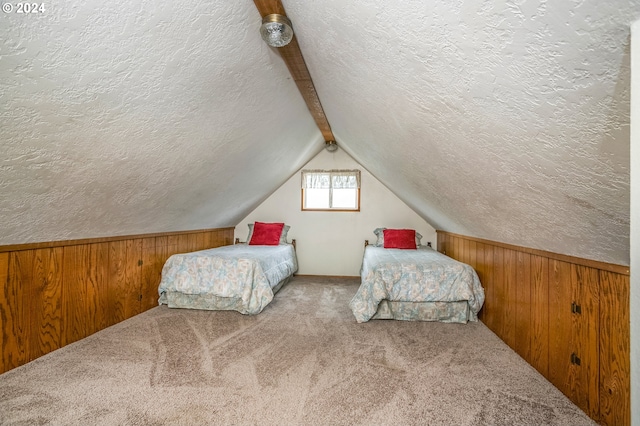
[[630, 19, 639, 426], [235, 148, 436, 276]]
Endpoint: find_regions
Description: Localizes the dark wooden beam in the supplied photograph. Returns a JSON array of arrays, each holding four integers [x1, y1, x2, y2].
[[253, 0, 335, 141]]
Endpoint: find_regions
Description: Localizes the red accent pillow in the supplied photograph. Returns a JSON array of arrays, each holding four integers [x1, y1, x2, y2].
[[383, 229, 417, 249], [249, 222, 285, 245]]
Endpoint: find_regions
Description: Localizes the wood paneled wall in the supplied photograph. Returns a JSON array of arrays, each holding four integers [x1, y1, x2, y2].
[[437, 231, 630, 426], [0, 227, 234, 375]]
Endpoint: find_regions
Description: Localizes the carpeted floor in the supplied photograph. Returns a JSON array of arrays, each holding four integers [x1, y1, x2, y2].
[[0, 276, 594, 425]]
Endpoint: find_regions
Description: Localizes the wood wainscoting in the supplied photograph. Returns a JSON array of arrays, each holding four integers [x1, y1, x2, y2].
[[437, 231, 630, 426], [0, 227, 234, 375]]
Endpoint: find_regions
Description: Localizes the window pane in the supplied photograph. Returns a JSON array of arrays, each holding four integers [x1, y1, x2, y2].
[[302, 170, 360, 211], [332, 188, 358, 209], [305, 188, 330, 208]]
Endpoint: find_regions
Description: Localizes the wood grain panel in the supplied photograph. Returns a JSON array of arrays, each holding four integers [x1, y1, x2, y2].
[[0, 227, 234, 375], [194, 233, 206, 251], [545, 260, 599, 411], [155, 235, 169, 301], [0, 253, 9, 374], [62, 245, 87, 346], [599, 271, 630, 426], [530, 255, 549, 377], [188, 234, 199, 252], [125, 239, 143, 318], [4, 251, 32, 370], [443, 234, 452, 256], [63, 244, 109, 344], [436, 230, 629, 424], [202, 231, 214, 249], [482, 245, 495, 331], [462, 239, 470, 266], [491, 247, 505, 340], [156, 236, 168, 249], [570, 265, 599, 418], [548, 260, 573, 392], [444, 235, 453, 257], [177, 234, 191, 255], [30, 248, 63, 361], [108, 241, 128, 326], [451, 235, 459, 259], [514, 251, 532, 362], [141, 238, 160, 313], [474, 243, 486, 321], [214, 230, 223, 247], [439, 233, 447, 255], [0, 252, 12, 373], [165, 235, 180, 258], [212, 231, 229, 249], [501, 249, 517, 348], [223, 229, 233, 246], [86, 243, 109, 336], [468, 241, 477, 271], [449, 234, 455, 258]]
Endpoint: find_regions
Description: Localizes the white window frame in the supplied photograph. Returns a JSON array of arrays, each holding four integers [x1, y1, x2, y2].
[[301, 169, 361, 212]]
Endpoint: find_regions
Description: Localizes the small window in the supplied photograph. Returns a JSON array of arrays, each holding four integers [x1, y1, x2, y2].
[[301, 169, 360, 211]]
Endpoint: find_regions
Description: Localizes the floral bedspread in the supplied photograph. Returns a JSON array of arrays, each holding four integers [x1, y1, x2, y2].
[[349, 246, 484, 323], [158, 244, 297, 314]]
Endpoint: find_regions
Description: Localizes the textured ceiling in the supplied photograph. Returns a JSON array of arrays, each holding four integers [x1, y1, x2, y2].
[[1, 1, 321, 243], [1, 1, 637, 266], [285, 0, 638, 266]]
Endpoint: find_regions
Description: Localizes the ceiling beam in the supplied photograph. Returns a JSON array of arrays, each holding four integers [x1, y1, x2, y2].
[[253, 0, 335, 142]]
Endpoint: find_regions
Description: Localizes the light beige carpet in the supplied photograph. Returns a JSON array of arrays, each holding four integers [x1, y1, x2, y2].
[[0, 276, 594, 425]]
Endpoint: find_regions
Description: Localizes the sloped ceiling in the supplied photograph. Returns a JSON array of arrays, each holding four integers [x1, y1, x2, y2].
[[284, 0, 637, 266], [1, 1, 321, 243], [1, 1, 637, 266]]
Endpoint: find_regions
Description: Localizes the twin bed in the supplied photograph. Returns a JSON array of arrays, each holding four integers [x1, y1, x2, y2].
[[158, 224, 484, 323], [349, 240, 484, 323], [158, 222, 297, 315]]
